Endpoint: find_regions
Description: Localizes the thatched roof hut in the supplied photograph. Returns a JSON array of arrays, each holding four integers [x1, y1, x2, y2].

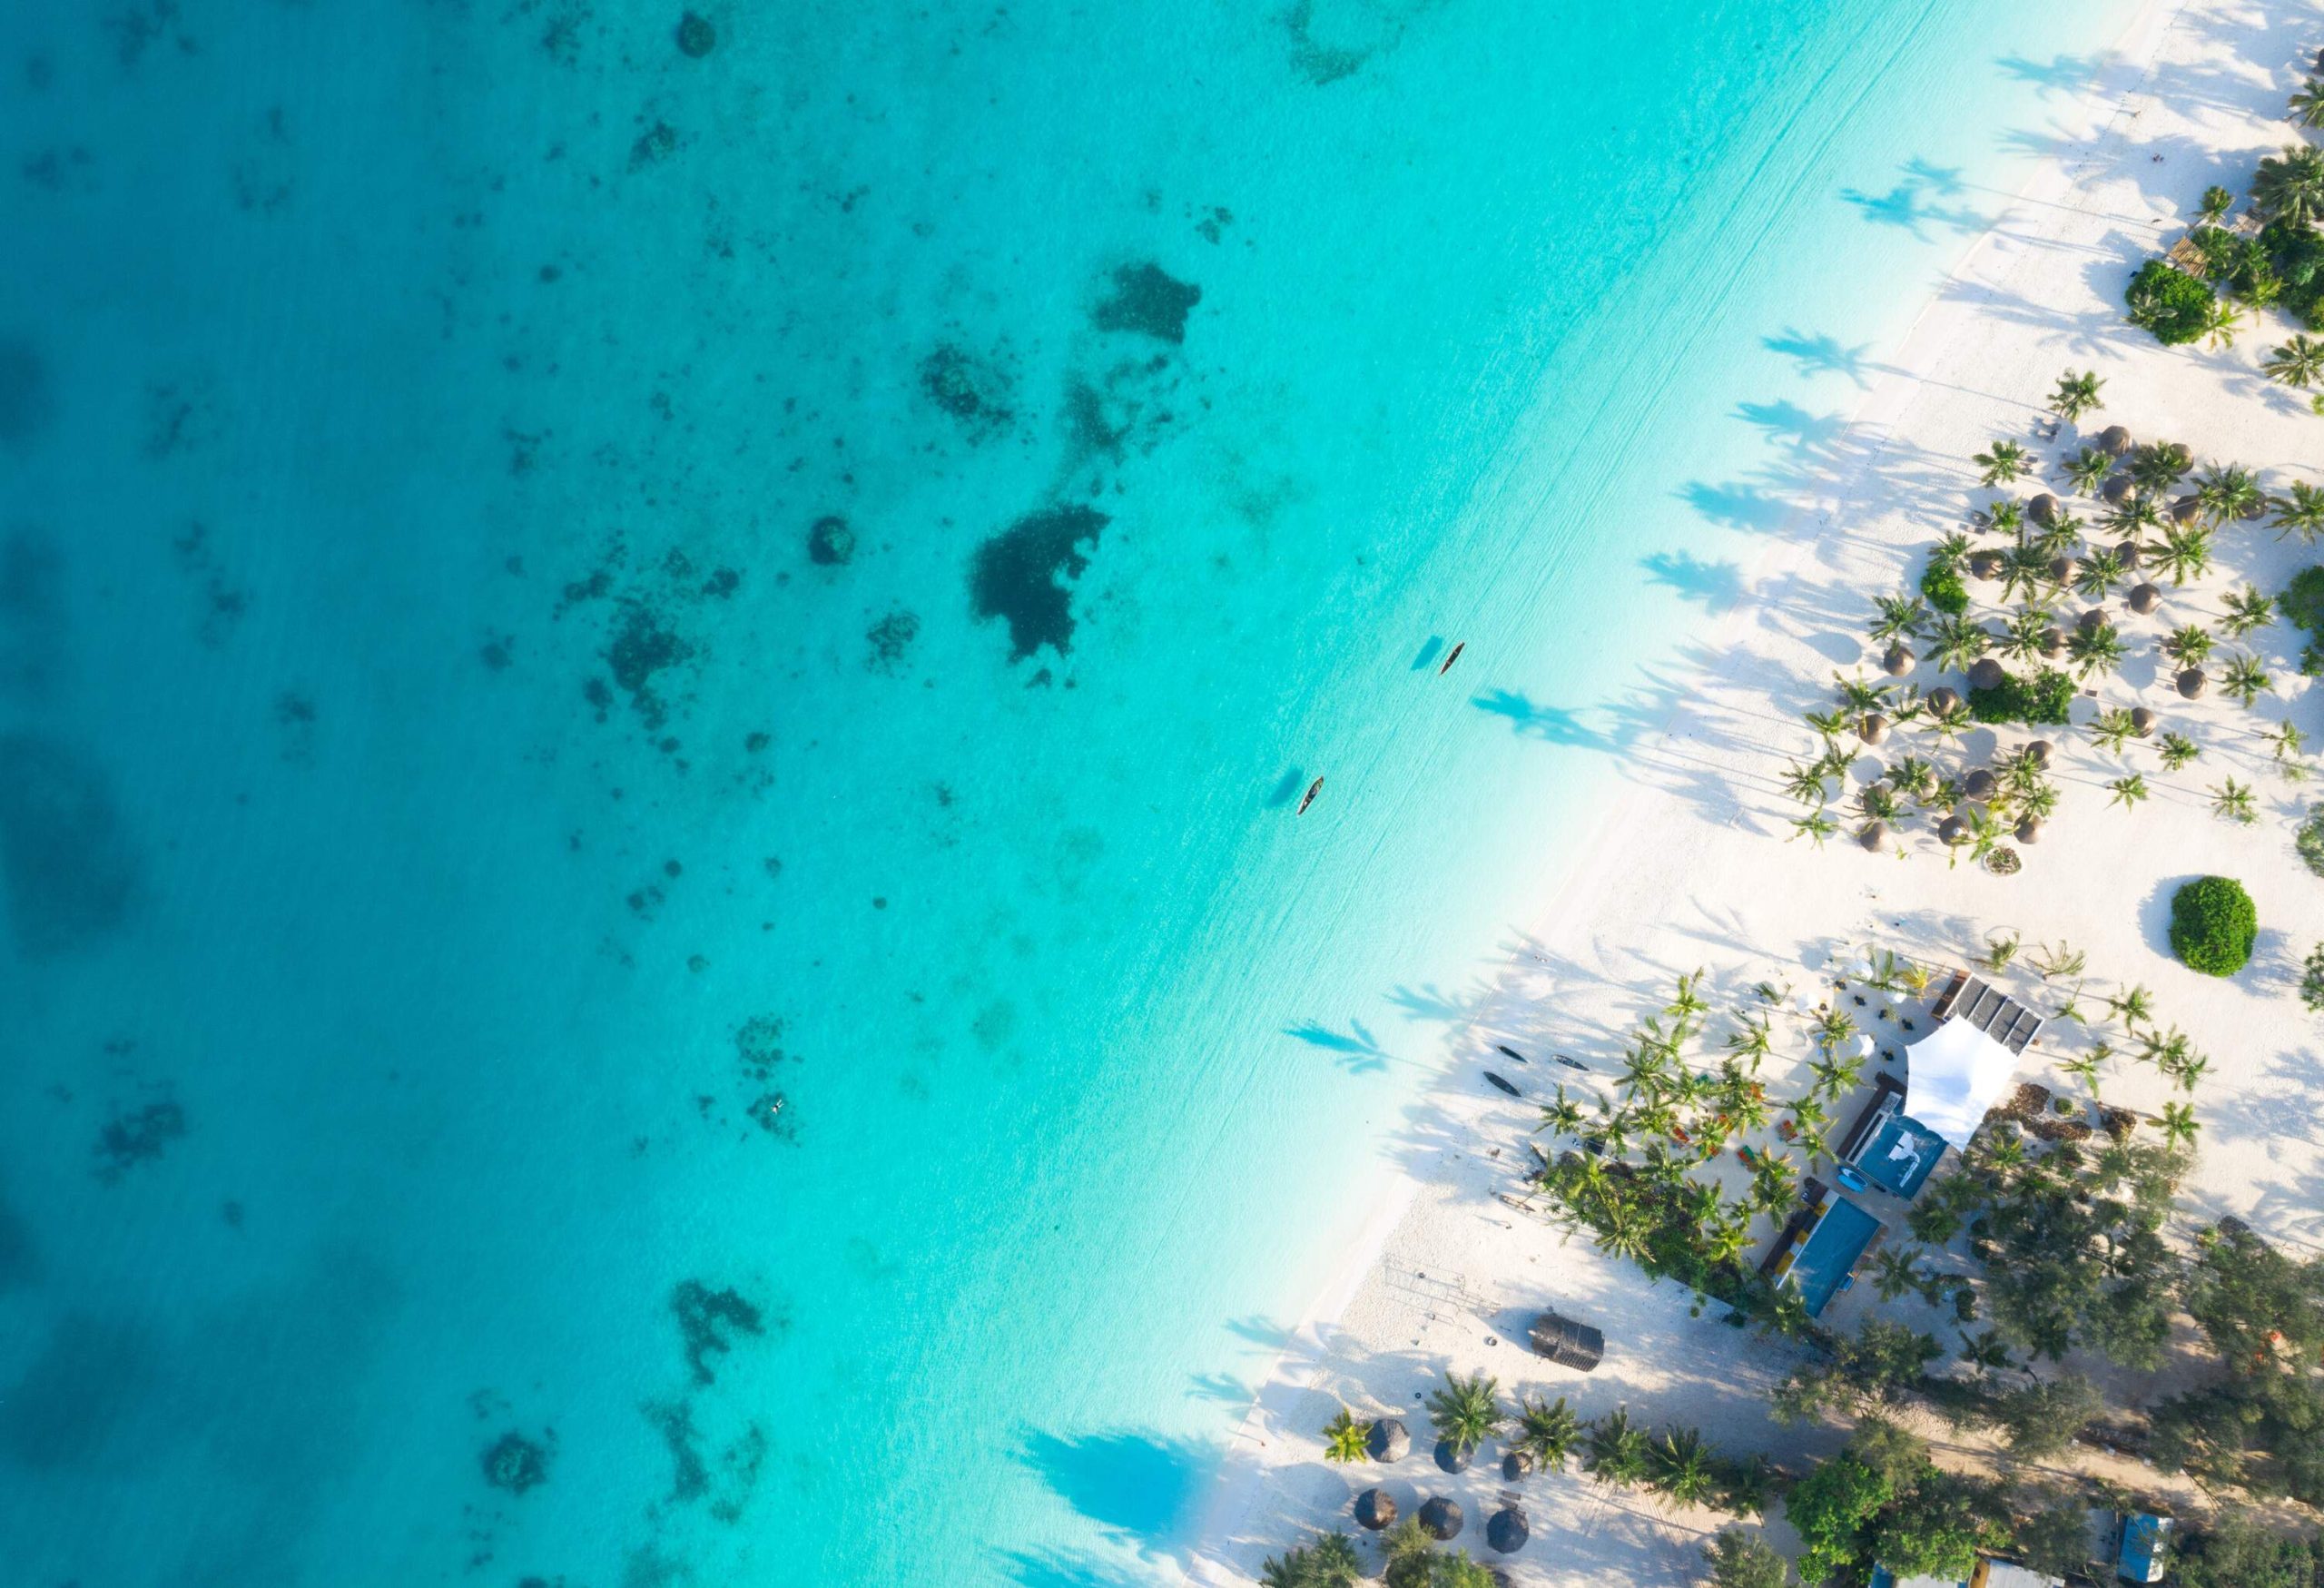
[[2097, 425, 2132, 457], [2027, 740, 2053, 767], [1419, 1496, 1464, 1541], [2029, 492, 2059, 525], [2078, 607, 2109, 635], [2100, 474, 2133, 505], [1528, 1310, 1605, 1371], [1354, 1487, 1396, 1530], [1882, 643, 1914, 677], [1937, 814, 1968, 845], [2040, 626, 2065, 658], [2171, 495, 2203, 524], [2047, 555, 2074, 585], [1968, 658, 2005, 692], [2128, 582, 2159, 615], [1968, 551, 2003, 580], [1367, 1417, 1410, 1462], [2131, 706, 2157, 735], [1433, 1437, 1472, 1475], [1858, 821, 1887, 853], [1964, 769, 1997, 801], [2015, 816, 2042, 844], [1486, 1505, 1531, 1554], [1927, 686, 1961, 717], [1859, 713, 1887, 745], [1502, 1447, 1534, 1481], [2177, 668, 2206, 700], [2116, 538, 2141, 568]]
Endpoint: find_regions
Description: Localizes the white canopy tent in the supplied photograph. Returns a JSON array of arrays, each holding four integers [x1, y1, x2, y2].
[[1902, 1017, 2022, 1151]]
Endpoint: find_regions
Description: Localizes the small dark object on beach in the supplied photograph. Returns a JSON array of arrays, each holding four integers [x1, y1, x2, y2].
[[1438, 642, 1464, 676], [1418, 1495, 1464, 1540], [1486, 1504, 1530, 1554], [2128, 582, 2159, 615], [1494, 1044, 1528, 1064], [482, 1430, 552, 1494], [675, 12, 716, 57], [1552, 1054, 1588, 1071], [1354, 1487, 1397, 1529], [807, 515, 854, 567], [1483, 1071, 1521, 1098], [2029, 493, 2058, 525], [1366, 1417, 1409, 1461], [1858, 821, 1886, 852], [1434, 1436, 1472, 1474]]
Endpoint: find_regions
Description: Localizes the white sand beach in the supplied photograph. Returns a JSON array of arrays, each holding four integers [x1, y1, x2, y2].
[[1190, 0, 2324, 1581]]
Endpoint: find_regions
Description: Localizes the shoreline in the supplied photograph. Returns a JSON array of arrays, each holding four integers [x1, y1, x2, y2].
[[1184, 0, 2314, 1576]]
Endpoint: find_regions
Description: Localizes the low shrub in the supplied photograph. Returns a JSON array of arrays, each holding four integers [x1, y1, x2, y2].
[[2281, 566, 2324, 634], [2170, 876, 2257, 977], [2299, 806, 2324, 879], [2124, 259, 2217, 345], [1968, 667, 2074, 725], [1919, 561, 1968, 616]]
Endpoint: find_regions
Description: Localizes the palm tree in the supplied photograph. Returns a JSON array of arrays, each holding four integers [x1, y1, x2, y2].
[[2156, 524, 2215, 586], [2030, 513, 2084, 561], [2271, 719, 2309, 764], [1426, 1373, 1503, 1456], [2068, 621, 2125, 680], [2221, 585, 2278, 638], [2161, 1100, 2200, 1149], [2108, 774, 2150, 811], [2221, 654, 2272, 707], [1323, 1407, 1372, 1463], [1974, 439, 2032, 486], [2197, 183, 2235, 227], [2159, 731, 2201, 770], [2075, 547, 2127, 602], [1648, 1427, 1718, 1508], [2203, 299, 2244, 350], [2090, 707, 2142, 755], [2254, 143, 2324, 227], [1927, 614, 1990, 673], [2211, 777, 2258, 824], [1872, 1248, 1923, 1302], [2161, 623, 2214, 667], [2059, 1050, 2104, 1096], [1984, 498, 2025, 537], [1583, 1408, 1650, 1486], [2062, 446, 2113, 496], [1997, 604, 2053, 662], [2050, 369, 2104, 422], [1869, 592, 1930, 644], [2106, 985, 2154, 1028], [1512, 1396, 1581, 1474], [2275, 481, 2324, 544], [1959, 1328, 2014, 1376], [2265, 334, 2324, 391], [2292, 77, 2324, 128], [2129, 440, 2193, 495], [2195, 462, 2262, 524], [1537, 1085, 1589, 1139], [2001, 543, 2055, 605]]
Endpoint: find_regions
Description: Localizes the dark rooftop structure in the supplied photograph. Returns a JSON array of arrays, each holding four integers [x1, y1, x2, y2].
[[1931, 970, 2044, 1054]]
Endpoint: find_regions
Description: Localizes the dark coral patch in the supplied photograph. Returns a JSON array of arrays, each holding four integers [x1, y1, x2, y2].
[[920, 344, 1014, 440], [0, 735, 137, 957], [970, 506, 1108, 661], [1091, 262, 1202, 343], [865, 608, 919, 673], [94, 1100, 185, 1182], [0, 339, 51, 445], [603, 600, 693, 731], [806, 515, 854, 567], [675, 11, 716, 56], [481, 1429, 554, 1494], [671, 1280, 764, 1386]]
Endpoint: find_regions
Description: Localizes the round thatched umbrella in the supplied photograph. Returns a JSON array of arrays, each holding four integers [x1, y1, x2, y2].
[[2128, 582, 2160, 615], [2314, 44, 2324, 71], [1354, 1488, 1397, 1531], [2177, 667, 2207, 700], [1433, 1437, 1472, 1475], [2132, 706, 2157, 736], [2077, 607, 2108, 635], [2047, 555, 2074, 585], [2101, 474, 2133, 506], [2015, 816, 2043, 844], [2027, 740, 2053, 767], [1937, 814, 1969, 846], [2171, 495, 2203, 525], [1968, 551, 2004, 580], [2242, 498, 2268, 521], [1859, 821, 1887, 853], [2040, 626, 2065, 658], [1965, 769, 1998, 801], [2098, 424, 2132, 457], [1486, 1505, 1531, 1555], [2029, 492, 2059, 526], [1367, 1418, 1410, 1462], [1858, 713, 1888, 745], [1502, 1447, 1534, 1481], [1882, 642, 1914, 676], [2116, 538, 2142, 569], [1419, 1495, 1464, 1541], [1927, 686, 1962, 717], [1968, 657, 2005, 692]]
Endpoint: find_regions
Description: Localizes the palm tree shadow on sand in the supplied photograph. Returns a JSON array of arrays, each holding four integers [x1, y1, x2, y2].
[[1285, 1019, 1396, 1072]]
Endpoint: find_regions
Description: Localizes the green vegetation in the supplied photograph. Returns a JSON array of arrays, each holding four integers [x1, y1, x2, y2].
[[2125, 259, 2217, 344], [2172, 1510, 2324, 1588], [1376, 1519, 1496, 1588], [2301, 944, 2324, 1014], [1968, 667, 2074, 725], [2170, 876, 2258, 976], [2282, 566, 2324, 632], [1705, 1529, 1793, 1588], [1424, 1373, 1502, 1456], [1511, 1395, 1580, 1473], [2305, 806, 2324, 877], [2152, 1222, 2324, 1505], [1321, 1406, 1370, 1463], [1263, 1532, 1363, 1588], [1918, 560, 1968, 616]]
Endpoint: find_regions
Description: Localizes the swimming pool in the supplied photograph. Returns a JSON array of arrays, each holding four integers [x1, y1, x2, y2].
[[1784, 1197, 1885, 1317], [1856, 1111, 1943, 1199]]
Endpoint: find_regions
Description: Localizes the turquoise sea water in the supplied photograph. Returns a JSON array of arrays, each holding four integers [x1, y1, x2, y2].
[[2, 2, 2132, 1583]]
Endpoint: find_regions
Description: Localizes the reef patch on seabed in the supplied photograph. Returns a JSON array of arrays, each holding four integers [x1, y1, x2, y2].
[[0, 733, 139, 957], [0, 1312, 153, 1472], [93, 1095, 187, 1183], [0, 530, 68, 702], [0, 1187, 39, 1293], [864, 608, 919, 674], [920, 342, 1017, 441], [969, 505, 1110, 661], [0, 338, 51, 444], [481, 1428, 556, 1494], [669, 1280, 776, 1386], [1089, 262, 1202, 344]]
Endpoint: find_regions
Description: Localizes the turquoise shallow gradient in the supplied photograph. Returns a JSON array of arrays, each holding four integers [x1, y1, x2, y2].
[[0, 1, 2127, 1583]]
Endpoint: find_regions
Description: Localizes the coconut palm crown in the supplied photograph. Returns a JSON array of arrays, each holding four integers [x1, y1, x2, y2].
[[1425, 1372, 1504, 1455]]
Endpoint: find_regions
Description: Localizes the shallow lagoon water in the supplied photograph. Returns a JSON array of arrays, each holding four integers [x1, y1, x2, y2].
[[1, 1, 2130, 1583]]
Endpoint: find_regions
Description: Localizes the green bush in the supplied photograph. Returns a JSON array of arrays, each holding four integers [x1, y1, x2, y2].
[[1919, 561, 1969, 615], [1968, 667, 2074, 725], [2170, 876, 2258, 977], [2281, 566, 2324, 634], [2125, 259, 2217, 345], [2299, 806, 2324, 878]]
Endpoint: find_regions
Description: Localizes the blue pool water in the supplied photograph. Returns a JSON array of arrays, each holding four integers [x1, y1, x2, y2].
[[2, 1, 2132, 1583], [1787, 1198, 1888, 1317]]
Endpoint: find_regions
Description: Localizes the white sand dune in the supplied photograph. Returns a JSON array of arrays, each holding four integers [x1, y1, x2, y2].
[[1191, 0, 2324, 1580]]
